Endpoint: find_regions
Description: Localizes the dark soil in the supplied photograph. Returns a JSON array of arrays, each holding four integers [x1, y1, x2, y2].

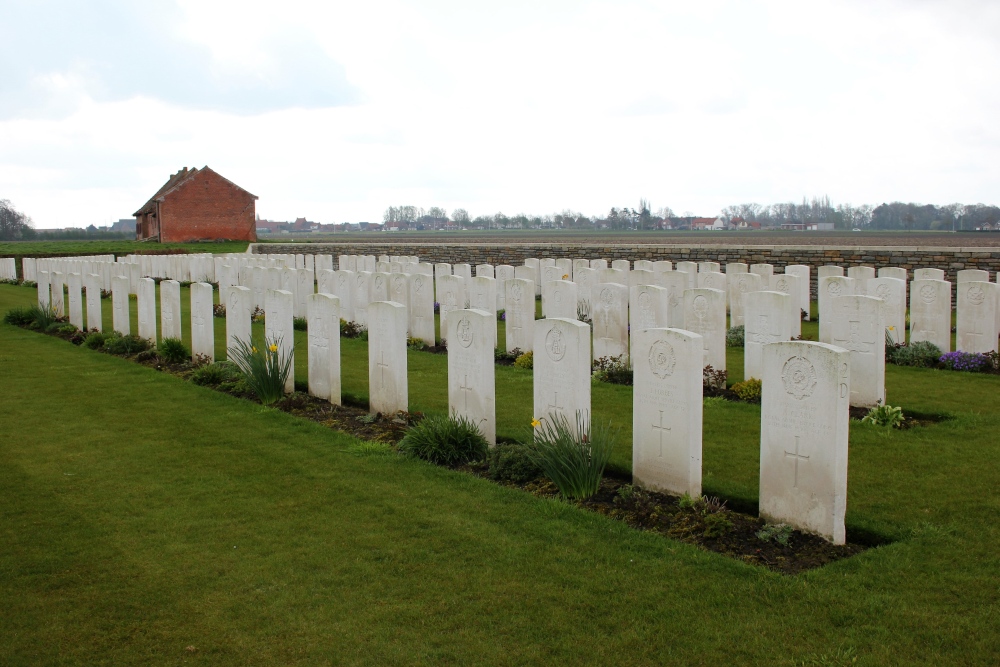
[[458, 461, 870, 575]]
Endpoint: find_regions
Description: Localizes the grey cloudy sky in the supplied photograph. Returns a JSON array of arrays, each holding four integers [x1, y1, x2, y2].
[[1, 0, 998, 228]]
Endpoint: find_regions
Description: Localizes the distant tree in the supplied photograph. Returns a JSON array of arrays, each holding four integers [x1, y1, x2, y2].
[[0, 199, 35, 241], [638, 199, 652, 230], [426, 206, 447, 220], [452, 208, 470, 226]]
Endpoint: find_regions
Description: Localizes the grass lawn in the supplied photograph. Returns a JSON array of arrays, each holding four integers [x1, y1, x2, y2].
[[0, 240, 252, 262], [2, 282, 999, 665]]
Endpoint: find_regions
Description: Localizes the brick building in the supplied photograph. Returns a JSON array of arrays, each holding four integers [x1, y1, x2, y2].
[[134, 166, 257, 242]]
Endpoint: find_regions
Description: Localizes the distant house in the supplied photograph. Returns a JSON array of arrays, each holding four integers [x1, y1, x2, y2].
[[134, 166, 257, 242], [690, 216, 727, 230]]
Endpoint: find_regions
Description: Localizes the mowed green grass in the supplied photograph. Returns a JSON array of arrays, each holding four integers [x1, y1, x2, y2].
[[2, 283, 999, 665], [0, 240, 251, 259]]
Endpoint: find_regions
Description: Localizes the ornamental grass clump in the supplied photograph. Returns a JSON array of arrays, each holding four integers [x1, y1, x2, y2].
[[228, 336, 294, 406], [523, 411, 617, 500], [102, 333, 151, 356], [398, 414, 489, 466], [3, 306, 38, 326], [157, 337, 189, 364]]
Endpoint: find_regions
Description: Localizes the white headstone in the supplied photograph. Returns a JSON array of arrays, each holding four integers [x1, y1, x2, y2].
[[368, 301, 408, 414], [957, 269, 990, 283], [333, 270, 355, 323], [785, 265, 811, 321], [505, 278, 535, 353], [533, 318, 591, 436], [634, 260, 654, 272], [698, 261, 721, 273], [524, 258, 541, 295], [67, 273, 84, 329], [190, 283, 215, 363], [846, 266, 875, 296], [454, 263, 472, 280], [597, 267, 627, 286], [629, 284, 669, 355], [226, 285, 252, 358], [675, 261, 697, 288], [354, 271, 372, 327], [137, 278, 157, 343], [50, 272, 65, 316], [573, 267, 597, 320], [590, 259, 609, 270], [592, 282, 629, 362], [750, 264, 774, 281], [914, 267, 945, 281], [111, 275, 130, 335], [437, 274, 467, 340], [817, 265, 844, 280], [909, 279, 952, 352], [760, 341, 850, 545], [308, 293, 342, 404], [543, 279, 578, 320], [878, 267, 907, 282], [629, 269, 655, 288], [957, 281, 998, 353], [370, 271, 390, 302], [818, 276, 855, 344], [655, 270, 688, 327], [744, 291, 792, 380], [697, 270, 726, 291], [683, 288, 726, 372], [611, 259, 631, 273], [85, 273, 102, 331], [869, 277, 906, 345], [409, 272, 435, 347], [265, 289, 295, 393], [37, 270, 51, 309], [448, 309, 496, 445], [632, 327, 703, 497], [831, 295, 885, 407], [160, 280, 182, 340], [495, 265, 515, 310], [769, 273, 803, 338], [728, 272, 762, 327], [555, 258, 573, 282]]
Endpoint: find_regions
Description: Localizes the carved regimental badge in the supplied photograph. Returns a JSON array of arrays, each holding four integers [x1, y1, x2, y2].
[[828, 280, 843, 297], [875, 283, 891, 302], [776, 278, 789, 292], [545, 325, 566, 362], [648, 340, 676, 379], [456, 316, 474, 348], [782, 355, 818, 400], [693, 294, 709, 319], [967, 284, 986, 306], [920, 284, 937, 304]]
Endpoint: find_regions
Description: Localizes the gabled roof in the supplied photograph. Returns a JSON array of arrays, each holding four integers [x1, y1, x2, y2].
[[133, 166, 257, 216]]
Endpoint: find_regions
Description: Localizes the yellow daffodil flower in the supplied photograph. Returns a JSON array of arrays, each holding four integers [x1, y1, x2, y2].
[[531, 418, 541, 428], [562, 274, 569, 280], [269, 344, 278, 353], [251, 346, 257, 353]]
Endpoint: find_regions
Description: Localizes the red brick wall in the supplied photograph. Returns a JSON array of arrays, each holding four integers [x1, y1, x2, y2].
[[159, 169, 256, 243]]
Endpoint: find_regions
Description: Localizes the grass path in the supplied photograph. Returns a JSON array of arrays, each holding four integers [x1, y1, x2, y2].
[[2, 284, 999, 665]]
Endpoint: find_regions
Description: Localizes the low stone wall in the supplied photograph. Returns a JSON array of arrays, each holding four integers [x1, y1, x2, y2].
[[253, 242, 1000, 293]]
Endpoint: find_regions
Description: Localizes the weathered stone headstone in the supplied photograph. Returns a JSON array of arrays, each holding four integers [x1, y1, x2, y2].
[[769, 273, 802, 338], [914, 267, 945, 281], [368, 300, 408, 414], [137, 277, 157, 342], [448, 309, 496, 444], [634, 260, 654, 272], [785, 265, 811, 321], [308, 293, 342, 404], [370, 271, 390, 302], [878, 267, 907, 282], [697, 270, 726, 291], [744, 291, 792, 380], [655, 270, 688, 327], [957, 281, 998, 353], [675, 261, 697, 288], [354, 271, 372, 327], [533, 318, 591, 435], [590, 259, 609, 270], [683, 288, 726, 371], [957, 269, 990, 283], [611, 259, 631, 273], [37, 270, 51, 309], [495, 265, 515, 310], [316, 269, 335, 296], [190, 283, 215, 363], [67, 273, 84, 329], [652, 260, 672, 272], [524, 258, 541, 295], [85, 273, 102, 331], [909, 279, 952, 352], [226, 285, 252, 358], [818, 276, 855, 344], [760, 341, 850, 545], [869, 277, 906, 344], [728, 272, 762, 327], [846, 266, 875, 296], [817, 265, 844, 280], [112, 275, 130, 335], [831, 295, 885, 407], [632, 328, 703, 497], [434, 263, 452, 302], [160, 280, 182, 340], [50, 272, 65, 316], [628, 269, 655, 289], [573, 259, 591, 276], [592, 282, 629, 361], [437, 274, 467, 340], [265, 289, 295, 393], [574, 266, 597, 320], [296, 268, 314, 316], [543, 279, 578, 320], [597, 267, 627, 286], [555, 258, 573, 282], [390, 272, 410, 314], [629, 284, 669, 354], [506, 278, 535, 353], [333, 270, 355, 322], [698, 261, 721, 273], [454, 263, 472, 280], [409, 272, 436, 346]]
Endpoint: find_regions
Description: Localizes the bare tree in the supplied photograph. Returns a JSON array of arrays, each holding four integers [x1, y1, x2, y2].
[[0, 199, 34, 241]]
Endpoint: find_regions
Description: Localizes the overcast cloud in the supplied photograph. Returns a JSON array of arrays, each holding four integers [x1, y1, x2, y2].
[[1, 0, 998, 227]]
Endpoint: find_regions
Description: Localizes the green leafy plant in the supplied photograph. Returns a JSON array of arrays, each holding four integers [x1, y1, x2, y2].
[[213, 303, 226, 318], [861, 401, 905, 428], [191, 361, 241, 386], [731, 377, 763, 401], [887, 340, 941, 367], [340, 319, 366, 339], [677, 493, 698, 509], [83, 331, 108, 349], [592, 354, 633, 385], [398, 414, 489, 466], [756, 522, 793, 546], [514, 350, 534, 369], [703, 513, 733, 538], [523, 411, 617, 500], [52, 323, 78, 335], [616, 484, 637, 502], [703, 365, 727, 391], [487, 442, 543, 484], [3, 306, 37, 326], [577, 299, 592, 324], [227, 336, 294, 405], [406, 336, 427, 351], [102, 333, 151, 355], [292, 316, 308, 331], [157, 337, 190, 364], [726, 324, 745, 347]]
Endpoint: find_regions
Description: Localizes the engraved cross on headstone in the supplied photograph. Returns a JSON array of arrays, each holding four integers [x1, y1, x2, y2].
[[546, 392, 565, 418], [652, 410, 671, 457], [784, 435, 809, 488], [377, 350, 390, 388], [459, 374, 474, 411]]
